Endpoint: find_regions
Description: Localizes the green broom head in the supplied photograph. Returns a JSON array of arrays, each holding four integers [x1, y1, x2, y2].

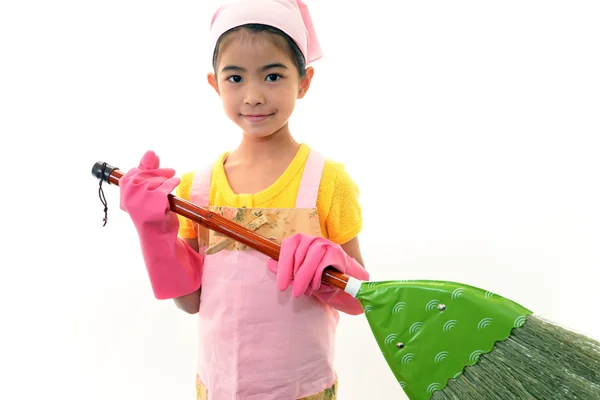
[[356, 280, 600, 399], [355, 280, 533, 400]]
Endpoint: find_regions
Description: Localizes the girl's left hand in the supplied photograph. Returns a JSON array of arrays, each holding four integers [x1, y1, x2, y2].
[[267, 233, 360, 298]]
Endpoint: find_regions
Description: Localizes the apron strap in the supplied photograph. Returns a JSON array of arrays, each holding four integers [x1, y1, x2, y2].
[[190, 163, 213, 207], [295, 149, 326, 209]]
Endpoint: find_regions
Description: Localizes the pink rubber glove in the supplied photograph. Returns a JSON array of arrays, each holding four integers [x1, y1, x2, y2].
[[267, 233, 369, 315], [119, 150, 203, 300]]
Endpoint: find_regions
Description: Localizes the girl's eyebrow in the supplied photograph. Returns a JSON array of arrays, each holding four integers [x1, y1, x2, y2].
[[221, 63, 288, 74], [260, 63, 288, 71]]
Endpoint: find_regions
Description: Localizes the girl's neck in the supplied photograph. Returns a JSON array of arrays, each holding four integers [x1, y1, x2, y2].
[[227, 124, 300, 165]]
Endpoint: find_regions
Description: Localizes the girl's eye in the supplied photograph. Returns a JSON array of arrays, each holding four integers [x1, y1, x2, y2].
[[266, 74, 281, 82], [227, 75, 243, 83]]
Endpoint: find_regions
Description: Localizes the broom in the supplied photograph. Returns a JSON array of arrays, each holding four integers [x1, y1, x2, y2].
[[91, 160, 600, 400]]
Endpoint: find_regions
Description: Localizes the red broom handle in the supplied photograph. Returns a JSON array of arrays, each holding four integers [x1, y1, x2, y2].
[[92, 162, 350, 291]]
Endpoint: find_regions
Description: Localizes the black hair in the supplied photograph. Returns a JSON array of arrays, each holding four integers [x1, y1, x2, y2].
[[212, 23, 307, 78]]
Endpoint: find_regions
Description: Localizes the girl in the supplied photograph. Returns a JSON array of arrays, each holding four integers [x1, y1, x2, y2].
[[119, 0, 370, 398]]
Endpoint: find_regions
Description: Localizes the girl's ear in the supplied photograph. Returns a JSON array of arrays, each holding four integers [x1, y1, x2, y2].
[[297, 66, 314, 99], [207, 73, 220, 96]]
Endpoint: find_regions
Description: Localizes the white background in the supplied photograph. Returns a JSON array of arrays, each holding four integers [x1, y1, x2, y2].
[[1, 1, 599, 399]]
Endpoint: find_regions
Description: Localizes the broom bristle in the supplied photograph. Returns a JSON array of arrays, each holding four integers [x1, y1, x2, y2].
[[431, 315, 600, 399]]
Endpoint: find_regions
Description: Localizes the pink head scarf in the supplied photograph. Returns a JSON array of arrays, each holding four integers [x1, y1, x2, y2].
[[209, 0, 323, 65]]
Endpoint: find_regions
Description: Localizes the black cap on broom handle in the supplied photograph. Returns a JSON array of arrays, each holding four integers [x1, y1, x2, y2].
[[91, 161, 351, 291]]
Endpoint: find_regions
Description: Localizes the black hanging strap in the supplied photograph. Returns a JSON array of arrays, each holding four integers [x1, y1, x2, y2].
[[98, 162, 109, 226]]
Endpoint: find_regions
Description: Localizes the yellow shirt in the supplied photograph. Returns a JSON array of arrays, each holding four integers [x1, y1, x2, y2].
[[176, 143, 362, 245]]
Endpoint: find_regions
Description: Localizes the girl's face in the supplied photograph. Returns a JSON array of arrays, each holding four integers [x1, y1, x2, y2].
[[208, 30, 313, 139]]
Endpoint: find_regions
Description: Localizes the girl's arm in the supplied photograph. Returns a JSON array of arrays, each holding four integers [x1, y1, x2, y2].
[[173, 238, 202, 314], [340, 236, 365, 269], [316, 235, 368, 315]]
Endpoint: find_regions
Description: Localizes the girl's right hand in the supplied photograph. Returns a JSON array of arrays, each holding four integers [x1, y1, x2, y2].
[[119, 150, 181, 227], [118, 150, 204, 301]]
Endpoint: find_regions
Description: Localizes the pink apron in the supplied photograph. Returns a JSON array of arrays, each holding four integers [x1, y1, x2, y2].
[[190, 150, 339, 400]]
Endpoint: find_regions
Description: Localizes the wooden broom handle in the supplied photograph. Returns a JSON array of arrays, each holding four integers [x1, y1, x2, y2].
[[92, 162, 350, 291]]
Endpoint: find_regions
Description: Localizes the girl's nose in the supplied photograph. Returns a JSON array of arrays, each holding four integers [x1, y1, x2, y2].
[[244, 83, 265, 106]]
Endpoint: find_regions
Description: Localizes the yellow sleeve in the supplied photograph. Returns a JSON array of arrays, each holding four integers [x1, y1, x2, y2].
[[317, 160, 363, 245], [175, 171, 197, 239]]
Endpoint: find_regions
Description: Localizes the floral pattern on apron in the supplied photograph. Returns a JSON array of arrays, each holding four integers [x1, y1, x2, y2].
[[196, 376, 337, 400]]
